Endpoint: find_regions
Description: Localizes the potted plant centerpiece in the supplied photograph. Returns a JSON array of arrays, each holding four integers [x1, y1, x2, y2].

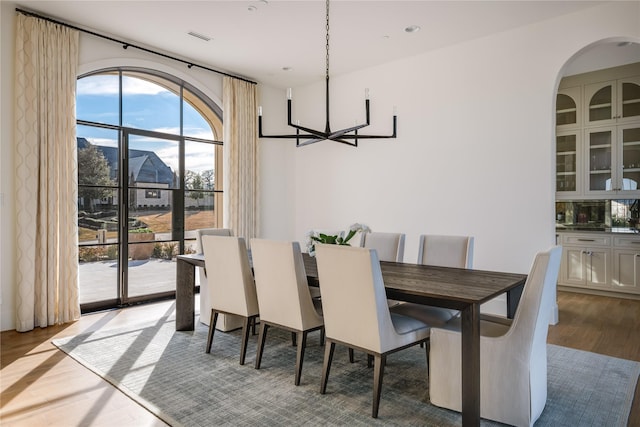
[[305, 223, 371, 256]]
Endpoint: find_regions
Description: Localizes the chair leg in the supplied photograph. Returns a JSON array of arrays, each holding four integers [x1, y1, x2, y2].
[[425, 339, 430, 370], [367, 354, 373, 368], [239, 317, 252, 365], [372, 354, 386, 418], [320, 341, 336, 394], [348, 348, 355, 363], [294, 331, 307, 386], [255, 322, 269, 369], [291, 331, 297, 346], [205, 310, 219, 353], [319, 327, 325, 346]]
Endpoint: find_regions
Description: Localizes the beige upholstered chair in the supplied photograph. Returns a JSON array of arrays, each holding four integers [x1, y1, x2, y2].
[[391, 235, 474, 326], [361, 231, 405, 262], [429, 246, 562, 427], [195, 228, 243, 331], [250, 239, 324, 385], [202, 235, 259, 365], [315, 244, 430, 418]]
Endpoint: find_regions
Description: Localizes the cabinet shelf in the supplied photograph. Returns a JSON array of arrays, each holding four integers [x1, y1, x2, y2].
[[557, 151, 577, 155], [590, 169, 611, 174], [590, 102, 613, 109]]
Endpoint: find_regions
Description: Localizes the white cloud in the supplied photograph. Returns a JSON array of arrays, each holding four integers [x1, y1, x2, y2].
[[77, 75, 170, 96]]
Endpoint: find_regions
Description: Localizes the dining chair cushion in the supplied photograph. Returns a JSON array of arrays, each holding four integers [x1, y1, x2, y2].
[[389, 303, 457, 327]]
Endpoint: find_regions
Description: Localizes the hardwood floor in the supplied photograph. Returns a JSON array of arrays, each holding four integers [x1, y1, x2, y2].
[[1, 291, 639, 426]]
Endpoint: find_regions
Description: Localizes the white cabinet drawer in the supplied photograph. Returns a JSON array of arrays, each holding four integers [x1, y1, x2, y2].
[[613, 236, 640, 249], [561, 234, 611, 246]]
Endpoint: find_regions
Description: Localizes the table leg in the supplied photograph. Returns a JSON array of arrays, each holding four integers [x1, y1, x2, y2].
[[460, 303, 481, 427], [176, 258, 196, 331], [506, 283, 524, 319]]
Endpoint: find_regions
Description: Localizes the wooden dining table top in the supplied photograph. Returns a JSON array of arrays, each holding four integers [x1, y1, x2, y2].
[[302, 253, 527, 311]]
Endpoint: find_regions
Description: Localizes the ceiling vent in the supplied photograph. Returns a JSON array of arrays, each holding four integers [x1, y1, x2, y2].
[[187, 31, 211, 42]]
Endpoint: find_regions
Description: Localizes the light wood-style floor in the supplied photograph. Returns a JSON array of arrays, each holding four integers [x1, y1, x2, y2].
[[1, 291, 639, 426]]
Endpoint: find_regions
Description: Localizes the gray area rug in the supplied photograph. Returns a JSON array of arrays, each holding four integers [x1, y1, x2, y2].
[[53, 313, 639, 427]]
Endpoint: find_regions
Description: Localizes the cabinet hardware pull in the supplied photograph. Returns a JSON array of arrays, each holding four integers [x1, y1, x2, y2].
[[577, 239, 596, 242], [631, 241, 640, 244]]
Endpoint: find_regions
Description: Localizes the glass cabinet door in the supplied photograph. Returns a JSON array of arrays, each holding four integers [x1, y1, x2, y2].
[[620, 78, 640, 123], [587, 128, 613, 192], [556, 87, 581, 130], [556, 132, 578, 193], [621, 125, 640, 192], [586, 82, 614, 125]]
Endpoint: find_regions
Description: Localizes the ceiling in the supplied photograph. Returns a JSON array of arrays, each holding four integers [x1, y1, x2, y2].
[[11, 1, 635, 88]]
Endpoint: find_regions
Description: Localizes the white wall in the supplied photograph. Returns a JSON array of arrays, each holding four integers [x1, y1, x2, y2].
[[258, 1, 639, 321], [1, 1, 639, 330], [260, 1, 640, 271]]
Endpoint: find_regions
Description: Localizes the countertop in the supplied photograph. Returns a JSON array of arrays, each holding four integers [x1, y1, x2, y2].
[[556, 225, 640, 234]]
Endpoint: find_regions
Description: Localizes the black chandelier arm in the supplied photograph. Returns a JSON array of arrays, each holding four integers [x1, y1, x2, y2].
[[258, 115, 397, 141]]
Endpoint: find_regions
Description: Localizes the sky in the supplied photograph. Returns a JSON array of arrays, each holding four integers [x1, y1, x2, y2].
[[76, 73, 216, 174]]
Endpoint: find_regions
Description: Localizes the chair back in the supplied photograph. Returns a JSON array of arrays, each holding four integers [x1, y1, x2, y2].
[[505, 246, 561, 420], [418, 235, 474, 268], [251, 239, 322, 331], [195, 228, 232, 254], [315, 244, 396, 352], [362, 232, 405, 262], [202, 235, 259, 317]]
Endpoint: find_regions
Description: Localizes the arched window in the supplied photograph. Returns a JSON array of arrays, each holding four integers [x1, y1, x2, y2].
[[76, 67, 222, 311]]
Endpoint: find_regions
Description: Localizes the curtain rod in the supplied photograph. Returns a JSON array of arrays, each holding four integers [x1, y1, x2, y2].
[[15, 7, 258, 85]]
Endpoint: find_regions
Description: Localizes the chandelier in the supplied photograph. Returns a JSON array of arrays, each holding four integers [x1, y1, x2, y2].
[[258, 0, 397, 147]]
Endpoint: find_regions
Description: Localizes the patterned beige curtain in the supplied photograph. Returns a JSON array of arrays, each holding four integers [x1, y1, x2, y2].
[[223, 77, 259, 241], [14, 14, 80, 332]]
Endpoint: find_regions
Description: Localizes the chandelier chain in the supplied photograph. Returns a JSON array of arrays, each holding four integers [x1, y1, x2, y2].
[[325, 0, 330, 79], [257, 0, 397, 146]]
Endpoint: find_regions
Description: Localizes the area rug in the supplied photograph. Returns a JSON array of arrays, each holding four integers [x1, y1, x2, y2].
[[53, 315, 639, 426]]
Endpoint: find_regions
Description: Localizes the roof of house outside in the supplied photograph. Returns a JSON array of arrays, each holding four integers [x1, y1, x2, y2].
[[77, 137, 174, 185]]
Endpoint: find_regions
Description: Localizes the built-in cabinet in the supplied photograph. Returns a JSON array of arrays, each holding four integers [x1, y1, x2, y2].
[[556, 63, 640, 299], [558, 232, 640, 295], [556, 64, 640, 199]]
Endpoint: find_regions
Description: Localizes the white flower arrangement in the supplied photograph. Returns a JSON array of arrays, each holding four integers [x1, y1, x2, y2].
[[305, 223, 371, 256]]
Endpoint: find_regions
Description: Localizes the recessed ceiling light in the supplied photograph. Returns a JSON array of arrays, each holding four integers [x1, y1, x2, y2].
[[282, 66, 293, 71], [187, 31, 211, 42], [404, 25, 421, 33], [617, 41, 633, 47], [248, 5, 257, 11]]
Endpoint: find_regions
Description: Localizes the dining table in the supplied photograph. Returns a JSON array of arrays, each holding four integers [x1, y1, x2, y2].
[[175, 252, 527, 427]]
